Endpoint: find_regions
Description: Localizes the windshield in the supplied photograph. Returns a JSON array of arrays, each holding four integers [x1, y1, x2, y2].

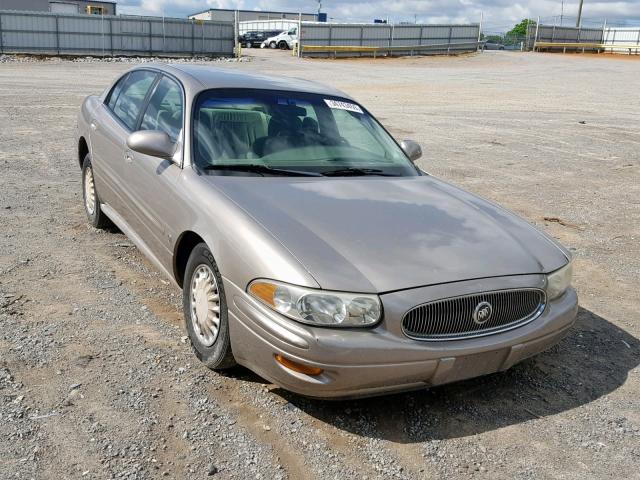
[[193, 89, 419, 177]]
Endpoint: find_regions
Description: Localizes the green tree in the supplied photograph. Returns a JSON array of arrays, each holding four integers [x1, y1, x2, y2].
[[485, 34, 504, 43], [507, 19, 536, 38]]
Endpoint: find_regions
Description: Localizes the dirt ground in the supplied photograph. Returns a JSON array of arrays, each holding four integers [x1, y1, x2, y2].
[[1, 49, 639, 480]]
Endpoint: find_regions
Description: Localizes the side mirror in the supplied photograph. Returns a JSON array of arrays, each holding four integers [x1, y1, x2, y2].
[[400, 139, 422, 162], [127, 130, 176, 159]]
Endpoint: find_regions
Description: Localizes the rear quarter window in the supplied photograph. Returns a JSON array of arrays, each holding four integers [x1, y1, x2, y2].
[[106, 73, 128, 111]]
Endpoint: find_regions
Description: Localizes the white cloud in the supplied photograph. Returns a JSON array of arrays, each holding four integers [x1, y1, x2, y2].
[[117, 0, 640, 30]]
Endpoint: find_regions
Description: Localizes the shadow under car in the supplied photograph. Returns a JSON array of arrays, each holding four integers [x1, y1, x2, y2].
[[263, 306, 639, 442]]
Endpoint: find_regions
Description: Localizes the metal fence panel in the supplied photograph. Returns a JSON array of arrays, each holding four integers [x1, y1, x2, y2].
[[608, 28, 640, 42], [528, 25, 604, 45], [451, 25, 479, 41], [330, 25, 362, 40], [0, 10, 235, 57], [421, 26, 450, 40], [363, 26, 393, 47], [111, 17, 148, 54], [58, 15, 107, 54], [1, 11, 57, 53], [299, 22, 480, 57], [527, 24, 639, 54], [604, 27, 640, 53]]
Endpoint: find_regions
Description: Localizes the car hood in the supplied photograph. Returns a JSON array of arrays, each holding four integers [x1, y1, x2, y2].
[[207, 175, 568, 293]]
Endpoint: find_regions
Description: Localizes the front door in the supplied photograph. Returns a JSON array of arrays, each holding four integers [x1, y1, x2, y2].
[[124, 74, 185, 270]]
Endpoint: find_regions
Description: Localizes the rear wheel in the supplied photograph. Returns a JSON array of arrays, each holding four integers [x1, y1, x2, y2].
[[278, 41, 289, 50], [183, 243, 236, 370], [82, 154, 112, 229]]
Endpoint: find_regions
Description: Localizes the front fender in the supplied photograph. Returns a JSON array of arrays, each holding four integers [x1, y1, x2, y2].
[[172, 170, 320, 292]]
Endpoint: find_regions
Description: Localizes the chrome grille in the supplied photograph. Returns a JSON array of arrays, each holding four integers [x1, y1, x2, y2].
[[402, 289, 546, 341]]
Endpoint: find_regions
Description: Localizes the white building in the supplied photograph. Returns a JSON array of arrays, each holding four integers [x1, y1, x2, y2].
[[189, 8, 322, 23]]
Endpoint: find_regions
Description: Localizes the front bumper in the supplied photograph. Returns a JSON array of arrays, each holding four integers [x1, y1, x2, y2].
[[224, 275, 578, 399]]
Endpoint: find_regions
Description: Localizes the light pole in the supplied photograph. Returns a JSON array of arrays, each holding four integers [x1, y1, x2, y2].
[[576, 0, 584, 27]]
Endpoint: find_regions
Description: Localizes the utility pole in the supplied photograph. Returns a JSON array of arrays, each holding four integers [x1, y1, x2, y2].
[[560, 0, 564, 26], [576, 0, 584, 27], [477, 11, 483, 51]]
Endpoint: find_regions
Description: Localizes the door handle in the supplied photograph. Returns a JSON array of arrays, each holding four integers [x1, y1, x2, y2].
[[124, 149, 134, 163], [90, 121, 98, 131]]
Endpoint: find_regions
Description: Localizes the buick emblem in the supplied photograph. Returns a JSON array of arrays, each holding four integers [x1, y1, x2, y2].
[[472, 301, 493, 325]]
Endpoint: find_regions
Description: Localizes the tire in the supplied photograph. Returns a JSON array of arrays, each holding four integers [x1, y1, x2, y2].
[[269, 41, 277, 49], [82, 154, 112, 229], [278, 41, 289, 50], [183, 243, 236, 370]]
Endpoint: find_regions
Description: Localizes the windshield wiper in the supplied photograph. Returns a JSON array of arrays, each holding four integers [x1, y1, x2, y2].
[[202, 164, 322, 177], [321, 167, 400, 177]]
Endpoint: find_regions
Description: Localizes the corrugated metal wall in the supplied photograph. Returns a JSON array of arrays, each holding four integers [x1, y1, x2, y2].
[[603, 27, 640, 53], [530, 24, 604, 45], [0, 10, 235, 56], [299, 22, 480, 57], [526, 24, 640, 54]]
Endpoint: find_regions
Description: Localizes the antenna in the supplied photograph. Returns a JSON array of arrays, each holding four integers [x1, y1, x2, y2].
[[317, 0, 322, 15]]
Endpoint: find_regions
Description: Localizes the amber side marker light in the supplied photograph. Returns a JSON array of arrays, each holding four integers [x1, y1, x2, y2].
[[274, 354, 324, 376], [249, 282, 278, 307]]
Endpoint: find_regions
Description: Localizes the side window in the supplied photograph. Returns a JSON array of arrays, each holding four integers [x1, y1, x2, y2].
[[139, 76, 183, 142], [111, 70, 157, 130], [106, 73, 128, 111]]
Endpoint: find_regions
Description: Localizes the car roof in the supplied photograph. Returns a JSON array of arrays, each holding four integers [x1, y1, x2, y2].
[[143, 64, 352, 100]]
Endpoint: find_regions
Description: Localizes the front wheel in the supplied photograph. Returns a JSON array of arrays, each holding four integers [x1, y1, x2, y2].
[[183, 243, 236, 370], [269, 41, 277, 49], [82, 154, 112, 229]]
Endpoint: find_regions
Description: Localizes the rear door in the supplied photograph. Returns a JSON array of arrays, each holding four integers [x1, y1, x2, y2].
[[90, 70, 158, 221], [89, 72, 129, 211], [123, 74, 185, 269]]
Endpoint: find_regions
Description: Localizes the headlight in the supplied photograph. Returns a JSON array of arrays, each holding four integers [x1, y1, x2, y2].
[[248, 280, 381, 327], [546, 261, 573, 300]]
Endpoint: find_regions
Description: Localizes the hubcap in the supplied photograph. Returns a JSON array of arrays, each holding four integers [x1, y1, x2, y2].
[[84, 167, 96, 216], [190, 265, 221, 347]]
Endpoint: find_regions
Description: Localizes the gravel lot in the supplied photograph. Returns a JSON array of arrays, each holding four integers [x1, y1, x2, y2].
[[1, 49, 639, 479]]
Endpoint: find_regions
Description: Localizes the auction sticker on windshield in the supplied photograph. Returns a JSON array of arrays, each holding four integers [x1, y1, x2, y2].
[[324, 99, 364, 114]]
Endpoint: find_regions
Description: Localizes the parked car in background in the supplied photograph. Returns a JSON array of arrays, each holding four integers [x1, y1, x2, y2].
[[484, 42, 506, 50], [261, 27, 297, 49], [239, 30, 283, 48], [77, 64, 577, 399]]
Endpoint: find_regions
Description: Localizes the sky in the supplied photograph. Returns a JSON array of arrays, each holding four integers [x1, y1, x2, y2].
[[117, 1, 640, 32]]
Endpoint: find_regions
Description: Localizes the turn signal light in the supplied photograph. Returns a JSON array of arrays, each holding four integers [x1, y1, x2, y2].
[[249, 282, 278, 307], [274, 354, 324, 376]]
